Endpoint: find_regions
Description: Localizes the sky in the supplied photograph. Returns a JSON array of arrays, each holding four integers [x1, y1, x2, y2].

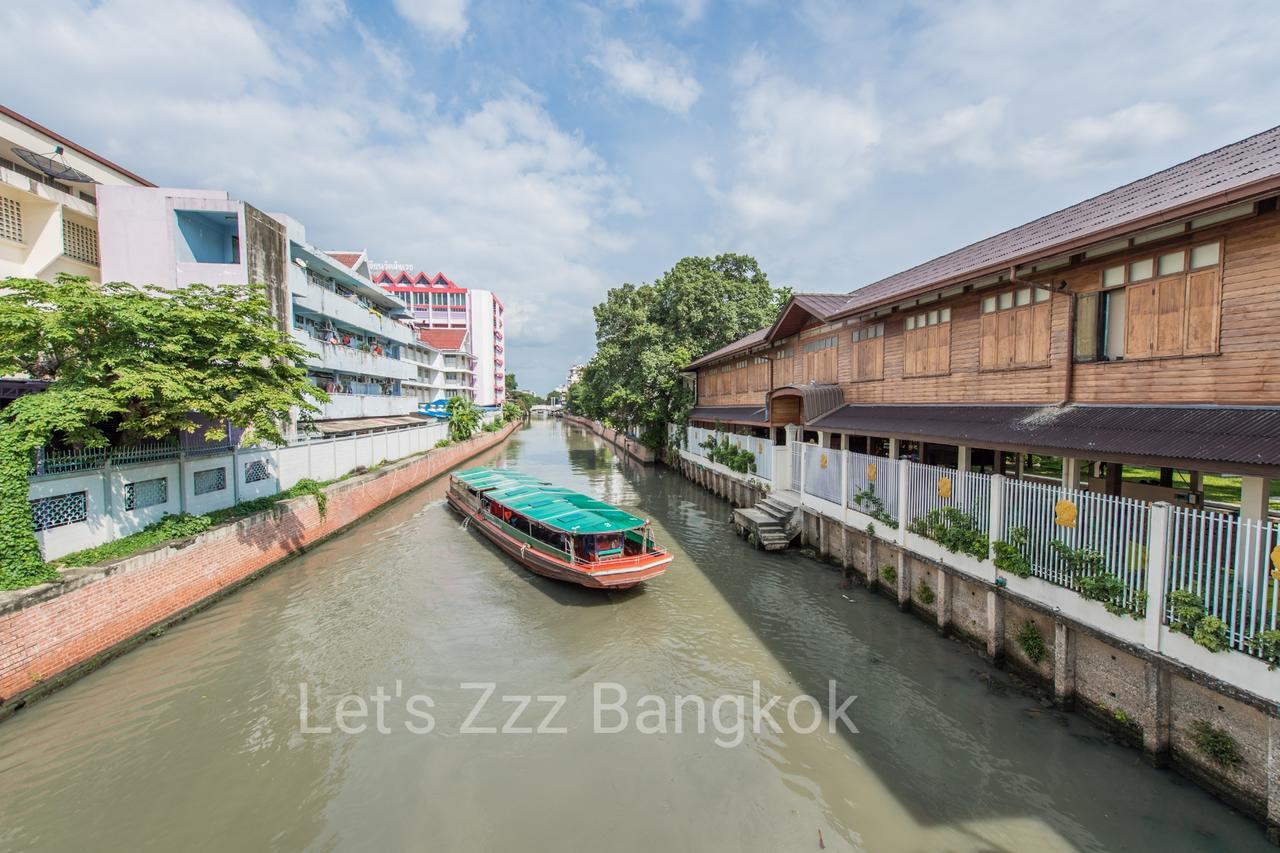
[[3, 0, 1280, 392]]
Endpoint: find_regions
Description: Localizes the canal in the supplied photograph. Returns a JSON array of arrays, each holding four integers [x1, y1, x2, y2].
[[0, 419, 1269, 852]]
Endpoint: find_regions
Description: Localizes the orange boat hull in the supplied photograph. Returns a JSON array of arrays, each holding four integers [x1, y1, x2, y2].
[[447, 489, 671, 589]]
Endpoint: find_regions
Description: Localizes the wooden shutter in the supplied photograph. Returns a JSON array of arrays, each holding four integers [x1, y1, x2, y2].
[[868, 337, 883, 380], [1012, 308, 1031, 365], [980, 314, 998, 369], [1154, 276, 1186, 356], [997, 313, 1015, 367], [1073, 294, 1098, 360], [937, 323, 951, 374], [1184, 269, 1221, 355], [1030, 302, 1051, 364], [1125, 282, 1156, 358]]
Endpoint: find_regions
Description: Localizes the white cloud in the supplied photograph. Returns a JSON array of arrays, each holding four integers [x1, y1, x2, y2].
[[392, 0, 469, 43], [718, 67, 881, 229], [0, 0, 634, 389], [1013, 102, 1191, 178], [589, 38, 701, 114], [296, 0, 348, 31]]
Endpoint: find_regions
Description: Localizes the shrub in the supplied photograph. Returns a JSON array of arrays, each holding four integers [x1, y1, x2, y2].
[[1193, 615, 1229, 653], [1051, 539, 1138, 617], [1245, 629, 1280, 670], [700, 433, 757, 475], [916, 578, 935, 605], [1190, 719, 1243, 768], [850, 486, 897, 529], [434, 439, 451, 448], [879, 564, 897, 585], [55, 513, 213, 568], [906, 507, 987, 559], [1015, 620, 1047, 664], [1169, 589, 1207, 636], [992, 527, 1030, 578]]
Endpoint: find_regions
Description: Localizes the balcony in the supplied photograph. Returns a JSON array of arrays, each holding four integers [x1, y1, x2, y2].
[[294, 279, 413, 344], [315, 393, 417, 420], [291, 329, 417, 381]]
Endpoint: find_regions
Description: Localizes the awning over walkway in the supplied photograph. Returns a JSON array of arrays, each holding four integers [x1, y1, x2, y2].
[[307, 414, 437, 435], [688, 405, 769, 425], [808, 404, 1280, 472], [768, 384, 845, 424]]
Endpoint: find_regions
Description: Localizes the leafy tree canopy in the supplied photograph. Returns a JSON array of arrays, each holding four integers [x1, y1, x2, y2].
[[445, 395, 481, 442], [570, 254, 789, 448], [0, 275, 327, 589]]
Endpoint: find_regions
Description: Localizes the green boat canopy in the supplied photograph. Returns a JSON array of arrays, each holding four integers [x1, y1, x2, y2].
[[454, 467, 647, 535]]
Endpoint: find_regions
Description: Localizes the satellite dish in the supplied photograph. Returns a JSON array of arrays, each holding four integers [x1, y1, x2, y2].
[[11, 146, 97, 184]]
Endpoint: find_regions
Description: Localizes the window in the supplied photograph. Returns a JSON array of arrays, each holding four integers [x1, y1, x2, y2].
[[849, 323, 884, 382], [801, 335, 838, 382], [0, 196, 22, 243], [244, 460, 270, 483], [1075, 242, 1221, 361], [125, 478, 168, 511], [904, 311, 951, 377], [62, 218, 99, 265], [29, 491, 88, 531], [980, 288, 1051, 370], [193, 467, 227, 495]]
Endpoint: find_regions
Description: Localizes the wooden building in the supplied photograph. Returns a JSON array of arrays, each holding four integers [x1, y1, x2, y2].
[[685, 125, 1280, 519]]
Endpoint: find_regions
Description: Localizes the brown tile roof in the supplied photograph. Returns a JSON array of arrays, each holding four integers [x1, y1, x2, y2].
[[418, 328, 468, 351], [327, 251, 364, 269], [686, 124, 1280, 370], [835, 124, 1280, 318], [686, 326, 771, 369]]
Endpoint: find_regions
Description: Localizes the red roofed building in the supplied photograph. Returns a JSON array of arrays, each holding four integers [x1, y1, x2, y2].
[[374, 269, 505, 406]]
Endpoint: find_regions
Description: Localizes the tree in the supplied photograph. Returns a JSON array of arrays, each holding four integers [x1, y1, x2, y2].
[[445, 396, 481, 442], [0, 276, 327, 589], [503, 373, 543, 414], [577, 254, 789, 449]]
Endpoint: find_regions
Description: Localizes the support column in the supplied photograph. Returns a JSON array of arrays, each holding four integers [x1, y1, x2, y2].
[[956, 445, 972, 473], [864, 534, 875, 584], [1062, 456, 1081, 491], [985, 590, 1005, 663], [1268, 715, 1280, 843], [936, 570, 951, 633], [1242, 476, 1270, 523], [1053, 619, 1075, 707], [896, 550, 909, 610], [888, 438, 900, 460], [1144, 502, 1173, 651], [1141, 661, 1171, 766], [839, 523, 850, 569], [896, 458, 910, 546]]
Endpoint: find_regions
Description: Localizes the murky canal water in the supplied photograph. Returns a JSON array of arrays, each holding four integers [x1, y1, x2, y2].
[[0, 420, 1269, 852]]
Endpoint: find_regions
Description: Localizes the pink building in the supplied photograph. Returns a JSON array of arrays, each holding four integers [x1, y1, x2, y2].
[[374, 270, 506, 407]]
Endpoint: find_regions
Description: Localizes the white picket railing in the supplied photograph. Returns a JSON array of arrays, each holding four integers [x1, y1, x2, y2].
[[846, 450, 896, 522], [1167, 507, 1279, 655], [790, 442, 802, 491], [684, 425, 771, 480], [905, 461, 993, 533], [1001, 478, 1150, 607], [802, 444, 842, 504]]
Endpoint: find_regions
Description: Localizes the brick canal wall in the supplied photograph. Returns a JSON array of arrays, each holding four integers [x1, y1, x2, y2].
[[561, 415, 655, 464], [0, 421, 521, 717], [671, 456, 1280, 842]]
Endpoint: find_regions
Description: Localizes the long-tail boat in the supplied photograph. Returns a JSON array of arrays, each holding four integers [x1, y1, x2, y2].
[[447, 467, 671, 589]]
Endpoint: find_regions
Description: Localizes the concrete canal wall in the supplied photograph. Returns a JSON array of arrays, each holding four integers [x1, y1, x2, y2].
[[670, 453, 1280, 841], [0, 421, 521, 718], [562, 416, 655, 464]]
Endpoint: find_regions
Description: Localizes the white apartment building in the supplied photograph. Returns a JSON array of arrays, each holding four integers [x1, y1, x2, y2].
[[95, 187, 425, 430], [0, 105, 152, 283]]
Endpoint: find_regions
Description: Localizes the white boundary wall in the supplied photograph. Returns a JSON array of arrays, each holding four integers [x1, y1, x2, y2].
[[29, 421, 450, 560]]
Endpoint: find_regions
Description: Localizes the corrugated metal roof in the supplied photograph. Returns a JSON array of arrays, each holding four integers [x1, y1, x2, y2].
[[309, 414, 434, 435], [808, 404, 1280, 469], [454, 467, 647, 534], [689, 405, 769, 424], [770, 384, 845, 422]]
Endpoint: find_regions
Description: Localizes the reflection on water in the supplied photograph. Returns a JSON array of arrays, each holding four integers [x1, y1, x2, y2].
[[0, 420, 1268, 852]]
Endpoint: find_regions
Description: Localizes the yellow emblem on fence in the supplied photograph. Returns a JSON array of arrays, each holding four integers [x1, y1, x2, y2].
[[1271, 544, 1280, 581], [1055, 499, 1077, 528], [867, 462, 877, 482], [757, 442, 763, 454], [937, 476, 952, 499], [820, 453, 828, 470]]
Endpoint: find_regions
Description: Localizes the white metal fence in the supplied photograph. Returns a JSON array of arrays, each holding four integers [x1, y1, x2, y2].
[[846, 450, 896, 522], [802, 444, 842, 504], [905, 462, 993, 533], [790, 442, 802, 491], [1167, 507, 1279, 655], [1001, 478, 1150, 607], [683, 426, 771, 479]]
